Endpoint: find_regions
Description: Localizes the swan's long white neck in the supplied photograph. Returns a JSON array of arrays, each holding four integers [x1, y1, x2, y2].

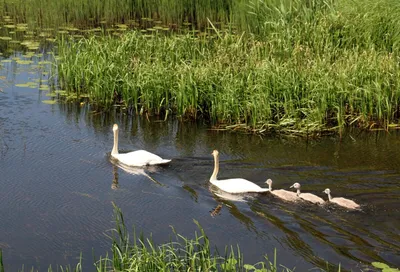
[[327, 192, 332, 201], [267, 182, 272, 191], [296, 188, 301, 196], [210, 153, 219, 181], [111, 128, 119, 155]]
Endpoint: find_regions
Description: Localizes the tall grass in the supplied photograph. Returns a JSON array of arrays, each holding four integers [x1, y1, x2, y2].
[[2, 0, 400, 43], [2, 0, 395, 135], [55, 23, 400, 134], [94, 203, 285, 271], [0, 0, 248, 29]]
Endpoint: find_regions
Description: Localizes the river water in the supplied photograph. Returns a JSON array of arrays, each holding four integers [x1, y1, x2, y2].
[[0, 53, 399, 271]]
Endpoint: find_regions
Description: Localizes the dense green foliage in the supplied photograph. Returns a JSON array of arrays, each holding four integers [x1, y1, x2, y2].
[[56, 6, 400, 134], [0, 0, 248, 29], [3, 0, 398, 135]]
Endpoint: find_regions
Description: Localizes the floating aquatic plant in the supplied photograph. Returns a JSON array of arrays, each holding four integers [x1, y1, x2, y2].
[[42, 99, 57, 104]]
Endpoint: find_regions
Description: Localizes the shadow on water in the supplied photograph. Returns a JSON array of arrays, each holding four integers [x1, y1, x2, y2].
[[109, 157, 167, 186], [0, 54, 399, 271]]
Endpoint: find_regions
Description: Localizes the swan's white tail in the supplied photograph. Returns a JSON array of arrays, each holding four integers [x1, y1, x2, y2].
[[149, 159, 171, 165]]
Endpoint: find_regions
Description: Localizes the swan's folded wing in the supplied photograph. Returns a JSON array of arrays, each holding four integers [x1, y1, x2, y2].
[[214, 178, 269, 194], [114, 150, 171, 166]]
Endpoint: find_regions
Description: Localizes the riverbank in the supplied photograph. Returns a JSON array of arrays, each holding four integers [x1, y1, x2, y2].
[[49, 0, 400, 136], [55, 32, 400, 135]]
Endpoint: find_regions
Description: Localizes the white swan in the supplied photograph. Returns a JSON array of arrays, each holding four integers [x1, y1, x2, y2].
[[266, 179, 298, 202], [290, 182, 324, 204], [111, 124, 171, 167], [323, 188, 360, 210], [209, 150, 269, 194]]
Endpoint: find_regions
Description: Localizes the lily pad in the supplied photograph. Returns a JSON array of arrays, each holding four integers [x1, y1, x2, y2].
[[38, 61, 52, 65], [67, 94, 78, 99], [16, 60, 33, 65], [16, 27, 28, 31], [34, 78, 48, 82], [42, 100, 57, 104], [39, 85, 50, 91], [54, 90, 67, 95], [22, 52, 35, 58], [27, 45, 40, 50], [116, 24, 128, 29], [64, 27, 79, 31], [15, 83, 30, 87], [39, 32, 51, 37]]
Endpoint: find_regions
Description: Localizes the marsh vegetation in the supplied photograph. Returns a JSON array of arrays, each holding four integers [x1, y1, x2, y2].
[[1, 0, 400, 135]]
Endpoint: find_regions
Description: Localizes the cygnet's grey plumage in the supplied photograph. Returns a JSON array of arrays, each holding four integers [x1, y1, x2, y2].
[[290, 182, 325, 204], [266, 179, 298, 202], [323, 188, 360, 210]]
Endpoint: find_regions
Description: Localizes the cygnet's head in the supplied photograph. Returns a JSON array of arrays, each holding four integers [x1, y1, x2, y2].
[[323, 188, 331, 194], [212, 150, 219, 156], [290, 182, 301, 189], [266, 179, 272, 185], [113, 124, 119, 131]]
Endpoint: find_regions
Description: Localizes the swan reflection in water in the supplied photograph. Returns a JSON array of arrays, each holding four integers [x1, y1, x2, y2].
[[209, 185, 251, 203], [111, 165, 119, 190], [110, 158, 164, 187], [208, 185, 257, 232]]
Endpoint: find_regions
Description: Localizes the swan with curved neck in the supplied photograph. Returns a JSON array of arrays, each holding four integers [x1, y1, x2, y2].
[[290, 183, 324, 204], [266, 179, 298, 202], [209, 150, 269, 194], [111, 124, 171, 167], [323, 188, 360, 210]]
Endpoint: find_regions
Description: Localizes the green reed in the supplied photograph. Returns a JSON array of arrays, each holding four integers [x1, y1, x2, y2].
[[0, 0, 248, 29], [55, 21, 400, 134]]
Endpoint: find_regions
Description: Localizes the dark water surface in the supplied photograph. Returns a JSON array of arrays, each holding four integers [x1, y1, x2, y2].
[[0, 54, 399, 271]]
